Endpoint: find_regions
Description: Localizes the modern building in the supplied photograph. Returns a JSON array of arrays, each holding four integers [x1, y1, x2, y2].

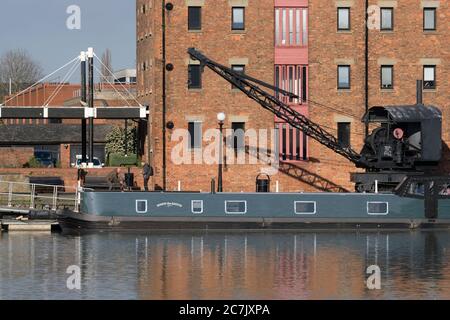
[[113, 69, 137, 84], [137, 0, 449, 192]]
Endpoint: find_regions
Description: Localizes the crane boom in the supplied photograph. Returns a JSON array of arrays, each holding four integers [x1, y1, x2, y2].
[[188, 48, 364, 166]]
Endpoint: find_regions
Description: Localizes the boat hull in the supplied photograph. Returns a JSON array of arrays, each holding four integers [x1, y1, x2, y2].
[[58, 191, 450, 231]]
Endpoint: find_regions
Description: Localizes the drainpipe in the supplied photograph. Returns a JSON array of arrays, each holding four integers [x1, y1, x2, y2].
[[162, 0, 167, 191], [416, 80, 423, 105], [364, 0, 369, 137]]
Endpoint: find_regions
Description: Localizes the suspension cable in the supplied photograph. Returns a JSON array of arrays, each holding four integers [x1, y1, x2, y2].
[[93, 65, 132, 107], [0, 56, 80, 106], [43, 60, 80, 107], [93, 53, 142, 107]]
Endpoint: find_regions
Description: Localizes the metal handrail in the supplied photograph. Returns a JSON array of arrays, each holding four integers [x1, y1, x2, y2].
[[0, 180, 86, 212]]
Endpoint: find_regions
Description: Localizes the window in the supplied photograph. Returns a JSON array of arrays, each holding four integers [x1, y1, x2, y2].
[[295, 201, 316, 214], [191, 200, 203, 214], [232, 7, 245, 30], [188, 64, 201, 89], [337, 122, 350, 147], [337, 65, 350, 89], [337, 8, 350, 31], [188, 122, 202, 149], [381, 65, 393, 89], [136, 200, 148, 214], [231, 65, 245, 89], [380, 8, 393, 30], [231, 122, 245, 155], [188, 7, 201, 30], [279, 123, 307, 161], [225, 200, 247, 214], [424, 8, 436, 31], [275, 65, 307, 103], [423, 65, 436, 89], [367, 202, 389, 215]]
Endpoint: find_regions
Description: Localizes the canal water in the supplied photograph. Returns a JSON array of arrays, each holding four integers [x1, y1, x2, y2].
[[0, 230, 449, 299]]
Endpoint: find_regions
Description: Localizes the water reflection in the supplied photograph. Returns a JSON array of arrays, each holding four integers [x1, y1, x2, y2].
[[0, 230, 449, 299]]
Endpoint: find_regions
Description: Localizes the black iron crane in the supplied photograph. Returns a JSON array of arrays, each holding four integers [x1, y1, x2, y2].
[[187, 48, 442, 192], [188, 48, 364, 166]]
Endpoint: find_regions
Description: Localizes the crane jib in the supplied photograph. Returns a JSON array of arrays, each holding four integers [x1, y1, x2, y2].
[[187, 48, 364, 167]]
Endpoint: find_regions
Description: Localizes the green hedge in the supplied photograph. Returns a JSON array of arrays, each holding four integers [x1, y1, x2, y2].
[[107, 153, 138, 167]]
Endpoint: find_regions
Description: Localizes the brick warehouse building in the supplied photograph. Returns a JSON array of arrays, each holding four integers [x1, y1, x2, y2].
[[137, 0, 449, 192]]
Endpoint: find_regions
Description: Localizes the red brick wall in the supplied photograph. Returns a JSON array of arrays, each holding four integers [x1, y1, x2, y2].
[[137, 0, 352, 192], [138, 0, 450, 193], [308, 0, 450, 185], [0, 147, 34, 168], [0, 167, 145, 189]]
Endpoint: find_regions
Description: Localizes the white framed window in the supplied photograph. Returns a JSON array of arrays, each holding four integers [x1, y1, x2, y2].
[[367, 202, 389, 215], [136, 200, 148, 214], [191, 200, 203, 214], [225, 200, 247, 214], [294, 201, 316, 214]]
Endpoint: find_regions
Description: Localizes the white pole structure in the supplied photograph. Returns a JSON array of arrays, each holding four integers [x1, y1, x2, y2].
[[276, 180, 279, 193], [87, 47, 94, 168], [9, 78, 12, 95], [178, 180, 181, 191], [375, 180, 379, 194]]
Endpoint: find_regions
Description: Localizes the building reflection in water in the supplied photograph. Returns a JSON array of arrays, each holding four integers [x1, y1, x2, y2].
[[0, 230, 449, 299], [132, 231, 450, 299]]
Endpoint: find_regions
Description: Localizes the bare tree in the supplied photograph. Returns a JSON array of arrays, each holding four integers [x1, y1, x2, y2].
[[0, 49, 43, 102], [100, 49, 113, 84]]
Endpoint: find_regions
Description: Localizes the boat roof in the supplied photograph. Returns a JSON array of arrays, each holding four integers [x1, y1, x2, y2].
[[363, 104, 442, 123]]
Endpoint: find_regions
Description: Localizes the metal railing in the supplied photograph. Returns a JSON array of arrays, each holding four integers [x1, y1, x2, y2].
[[0, 181, 83, 213]]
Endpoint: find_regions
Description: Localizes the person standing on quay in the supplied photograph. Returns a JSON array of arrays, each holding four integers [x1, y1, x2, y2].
[[106, 168, 123, 191], [142, 162, 153, 191]]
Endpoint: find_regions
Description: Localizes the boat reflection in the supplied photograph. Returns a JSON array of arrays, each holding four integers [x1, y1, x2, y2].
[[0, 230, 449, 299]]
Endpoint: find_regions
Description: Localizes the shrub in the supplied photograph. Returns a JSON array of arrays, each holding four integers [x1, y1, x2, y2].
[[105, 125, 137, 155], [23, 156, 44, 168], [107, 153, 138, 167]]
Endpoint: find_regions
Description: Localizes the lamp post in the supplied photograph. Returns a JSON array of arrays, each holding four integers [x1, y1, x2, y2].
[[217, 112, 226, 192]]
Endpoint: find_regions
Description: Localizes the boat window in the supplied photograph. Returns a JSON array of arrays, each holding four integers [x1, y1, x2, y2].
[[409, 182, 425, 196], [225, 201, 247, 214], [294, 201, 316, 214], [191, 200, 203, 214], [136, 200, 148, 214], [367, 202, 388, 215]]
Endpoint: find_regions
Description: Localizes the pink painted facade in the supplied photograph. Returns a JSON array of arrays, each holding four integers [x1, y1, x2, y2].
[[274, 0, 308, 161]]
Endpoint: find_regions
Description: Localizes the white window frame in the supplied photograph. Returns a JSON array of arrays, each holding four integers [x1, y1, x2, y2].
[[191, 200, 204, 214], [294, 201, 317, 215], [225, 200, 247, 215], [367, 201, 389, 215], [136, 200, 148, 214]]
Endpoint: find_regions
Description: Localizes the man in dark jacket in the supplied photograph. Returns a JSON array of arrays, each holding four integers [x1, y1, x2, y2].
[[106, 168, 123, 191], [142, 162, 153, 191]]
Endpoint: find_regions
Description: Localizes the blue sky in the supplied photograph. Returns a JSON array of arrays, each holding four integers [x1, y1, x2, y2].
[[0, 0, 136, 81]]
